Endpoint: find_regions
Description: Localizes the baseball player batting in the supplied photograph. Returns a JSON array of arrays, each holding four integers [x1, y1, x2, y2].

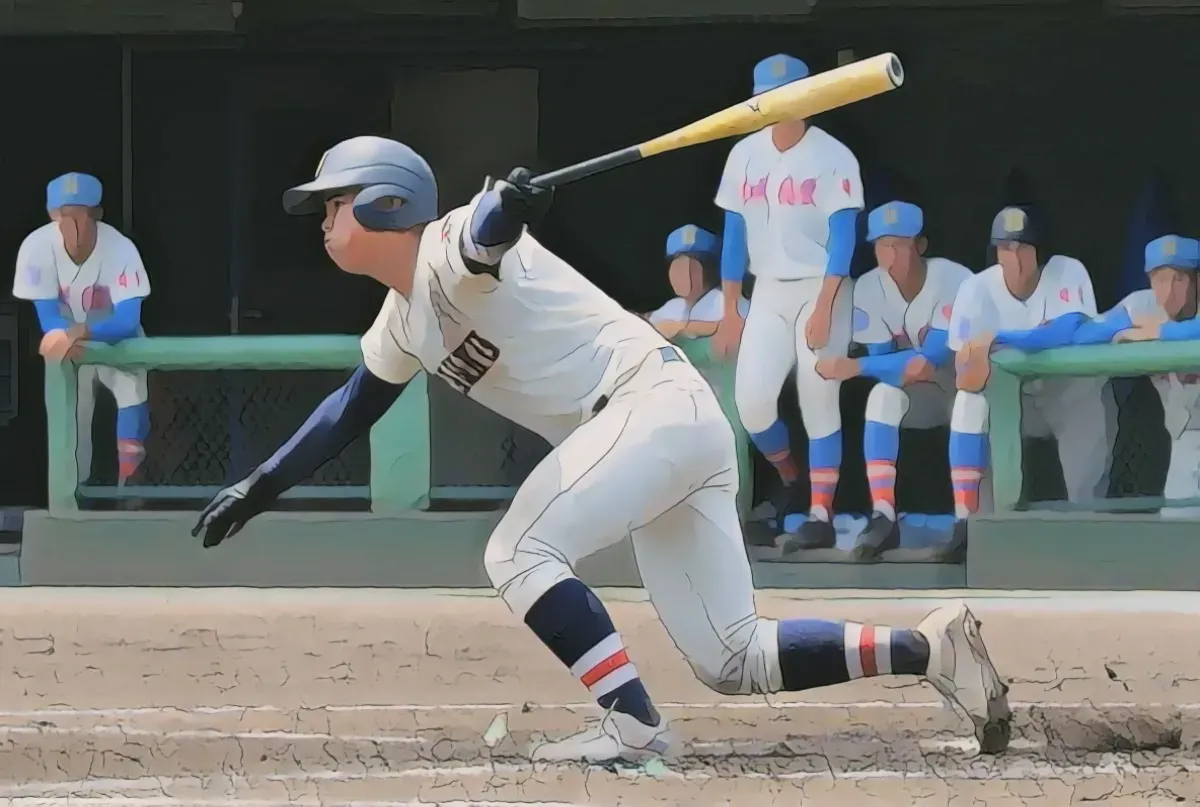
[[12, 172, 151, 487], [946, 206, 1116, 557], [713, 54, 864, 550], [813, 202, 970, 560], [191, 136, 1010, 761], [1075, 234, 1200, 516]]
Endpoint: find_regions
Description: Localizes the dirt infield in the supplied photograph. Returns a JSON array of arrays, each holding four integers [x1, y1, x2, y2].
[[2, 588, 1200, 806]]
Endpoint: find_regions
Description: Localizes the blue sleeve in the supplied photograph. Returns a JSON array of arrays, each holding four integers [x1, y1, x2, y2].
[[32, 299, 72, 333], [1073, 309, 1133, 346], [720, 211, 748, 283], [1160, 318, 1200, 342], [86, 299, 143, 344], [995, 312, 1089, 352], [256, 364, 406, 495], [917, 328, 953, 368], [824, 208, 859, 278], [865, 342, 893, 356], [469, 188, 520, 248], [859, 349, 918, 387]]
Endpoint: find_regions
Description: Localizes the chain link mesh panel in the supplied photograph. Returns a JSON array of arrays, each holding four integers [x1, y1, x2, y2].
[[83, 368, 369, 489]]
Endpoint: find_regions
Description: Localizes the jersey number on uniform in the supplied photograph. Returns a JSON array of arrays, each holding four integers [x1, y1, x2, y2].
[[436, 331, 500, 395]]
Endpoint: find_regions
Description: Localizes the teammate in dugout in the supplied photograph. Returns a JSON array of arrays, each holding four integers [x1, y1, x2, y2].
[[11, 173, 151, 487], [191, 135, 1010, 761], [713, 54, 863, 550], [813, 202, 971, 560], [645, 225, 748, 340], [1074, 235, 1200, 516], [946, 206, 1116, 556]]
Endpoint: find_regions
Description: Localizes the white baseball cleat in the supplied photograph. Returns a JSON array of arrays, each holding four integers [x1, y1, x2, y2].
[[917, 600, 1012, 754], [529, 710, 676, 763]]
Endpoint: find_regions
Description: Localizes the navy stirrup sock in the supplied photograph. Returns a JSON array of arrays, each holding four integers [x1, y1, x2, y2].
[[777, 619, 930, 690], [523, 578, 660, 726]]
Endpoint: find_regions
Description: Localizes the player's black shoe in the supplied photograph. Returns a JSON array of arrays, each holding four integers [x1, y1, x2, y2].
[[782, 518, 836, 553], [770, 482, 807, 527], [936, 519, 968, 563], [852, 513, 900, 561]]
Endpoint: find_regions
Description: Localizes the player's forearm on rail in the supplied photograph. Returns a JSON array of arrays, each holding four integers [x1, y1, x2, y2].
[[86, 299, 143, 343], [32, 299, 72, 333], [995, 313, 1088, 352], [917, 328, 953, 367], [859, 350, 916, 387], [719, 211, 749, 310], [1073, 310, 1132, 345], [256, 364, 405, 495], [1160, 318, 1200, 342]]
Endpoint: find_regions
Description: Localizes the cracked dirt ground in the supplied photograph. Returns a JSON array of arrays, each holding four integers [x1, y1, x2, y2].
[[1, 588, 1200, 806]]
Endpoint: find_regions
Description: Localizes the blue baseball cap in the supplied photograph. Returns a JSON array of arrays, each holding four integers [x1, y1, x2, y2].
[[1144, 235, 1200, 273], [666, 225, 720, 261], [867, 201, 924, 242], [47, 172, 103, 211], [753, 54, 810, 96]]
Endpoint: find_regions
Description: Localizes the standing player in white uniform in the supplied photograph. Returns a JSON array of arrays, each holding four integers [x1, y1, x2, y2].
[[813, 201, 970, 559], [192, 136, 1010, 761], [12, 172, 152, 487], [1074, 235, 1200, 516], [947, 206, 1116, 556], [646, 224, 749, 340], [713, 54, 864, 550]]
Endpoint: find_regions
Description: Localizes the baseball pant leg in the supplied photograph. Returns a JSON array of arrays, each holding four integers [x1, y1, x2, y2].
[[1040, 378, 1116, 502], [1162, 431, 1200, 518], [75, 365, 99, 482], [98, 366, 150, 483], [735, 278, 799, 479]]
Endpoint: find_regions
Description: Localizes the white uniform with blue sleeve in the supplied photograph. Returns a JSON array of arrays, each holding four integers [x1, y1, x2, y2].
[[1074, 235, 1200, 515], [12, 174, 151, 484], [714, 53, 863, 538], [947, 239, 1116, 513], [852, 202, 970, 527]]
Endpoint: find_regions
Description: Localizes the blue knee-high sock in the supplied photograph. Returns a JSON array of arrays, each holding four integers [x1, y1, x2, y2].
[[808, 432, 843, 521], [749, 419, 798, 484], [776, 619, 929, 690], [524, 578, 660, 726], [949, 431, 989, 520], [865, 421, 901, 518]]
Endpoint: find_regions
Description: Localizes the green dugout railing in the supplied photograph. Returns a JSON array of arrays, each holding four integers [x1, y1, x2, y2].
[[44, 335, 751, 516], [988, 341, 1200, 512]]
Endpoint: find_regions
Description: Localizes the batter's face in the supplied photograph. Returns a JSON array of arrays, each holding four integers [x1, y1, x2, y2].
[[873, 236, 925, 274], [668, 255, 704, 298], [50, 205, 99, 265], [1149, 266, 1196, 319], [322, 193, 420, 288]]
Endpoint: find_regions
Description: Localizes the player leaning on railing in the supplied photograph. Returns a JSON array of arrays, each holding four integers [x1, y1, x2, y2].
[[1074, 235, 1200, 515], [12, 173, 152, 490], [191, 134, 1010, 762]]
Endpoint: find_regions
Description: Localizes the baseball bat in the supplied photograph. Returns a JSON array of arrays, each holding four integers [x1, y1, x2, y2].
[[530, 52, 904, 189]]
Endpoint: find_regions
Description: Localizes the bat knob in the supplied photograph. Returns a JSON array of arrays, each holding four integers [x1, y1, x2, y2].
[[886, 53, 904, 88]]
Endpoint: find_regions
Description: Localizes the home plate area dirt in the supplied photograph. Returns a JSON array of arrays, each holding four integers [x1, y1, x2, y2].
[[2, 588, 1200, 806]]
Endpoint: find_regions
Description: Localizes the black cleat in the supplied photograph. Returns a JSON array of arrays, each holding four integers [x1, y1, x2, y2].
[[936, 519, 968, 563], [853, 513, 900, 561], [782, 518, 837, 554], [769, 482, 807, 527]]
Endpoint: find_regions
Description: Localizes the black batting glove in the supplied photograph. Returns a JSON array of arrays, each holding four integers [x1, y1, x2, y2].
[[191, 469, 274, 548], [494, 167, 554, 232]]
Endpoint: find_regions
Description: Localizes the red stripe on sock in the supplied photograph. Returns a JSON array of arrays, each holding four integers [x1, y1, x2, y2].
[[859, 624, 878, 677], [580, 649, 630, 689]]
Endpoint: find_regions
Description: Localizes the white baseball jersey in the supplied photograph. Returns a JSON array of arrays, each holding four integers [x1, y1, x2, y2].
[[648, 289, 749, 327], [12, 221, 150, 327], [361, 199, 671, 447], [947, 255, 1097, 351], [714, 126, 863, 281], [853, 258, 972, 350], [1105, 290, 1200, 439]]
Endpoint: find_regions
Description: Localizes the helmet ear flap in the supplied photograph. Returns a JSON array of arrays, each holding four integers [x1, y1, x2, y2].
[[352, 184, 410, 231]]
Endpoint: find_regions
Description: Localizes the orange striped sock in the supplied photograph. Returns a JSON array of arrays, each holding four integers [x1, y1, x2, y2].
[[951, 468, 984, 519], [810, 468, 839, 521], [867, 460, 898, 520]]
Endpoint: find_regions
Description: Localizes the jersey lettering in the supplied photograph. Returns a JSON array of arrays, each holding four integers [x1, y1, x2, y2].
[[436, 330, 500, 395]]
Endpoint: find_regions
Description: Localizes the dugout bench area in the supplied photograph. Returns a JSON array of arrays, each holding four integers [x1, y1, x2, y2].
[[11, 332, 1200, 591]]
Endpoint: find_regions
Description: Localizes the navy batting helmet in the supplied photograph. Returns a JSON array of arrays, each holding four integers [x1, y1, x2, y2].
[[989, 205, 1042, 248], [282, 136, 438, 232]]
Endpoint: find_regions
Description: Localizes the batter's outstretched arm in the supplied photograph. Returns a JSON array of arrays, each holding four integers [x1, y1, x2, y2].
[[1074, 308, 1133, 345], [255, 364, 406, 497], [995, 313, 1089, 353], [719, 211, 749, 316], [462, 168, 553, 275]]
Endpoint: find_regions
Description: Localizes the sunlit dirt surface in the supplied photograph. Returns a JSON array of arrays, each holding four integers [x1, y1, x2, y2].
[[2, 588, 1199, 806]]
